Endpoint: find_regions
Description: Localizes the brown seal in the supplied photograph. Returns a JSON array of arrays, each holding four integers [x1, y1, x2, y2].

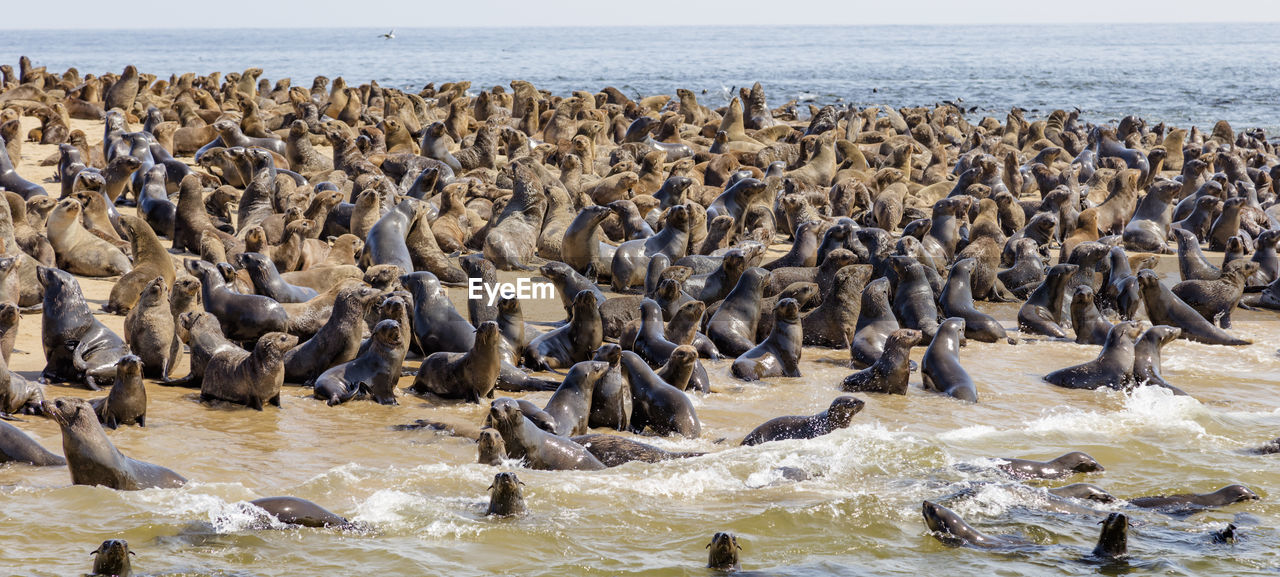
[[106, 215, 175, 314], [200, 332, 299, 410], [46, 198, 131, 276], [43, 397, 186, 490], [90, 355, 147, 428], [123, 277, 175, 379], [740, 396, 865, 446]]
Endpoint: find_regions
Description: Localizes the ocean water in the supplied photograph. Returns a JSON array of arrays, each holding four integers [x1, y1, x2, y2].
[[3, 24, 1280, 130]]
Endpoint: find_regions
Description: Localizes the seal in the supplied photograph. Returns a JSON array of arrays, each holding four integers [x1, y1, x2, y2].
[[731, 298, 802, 380], [849, 278, 900, 368], [123, 277, 174, 379], [106, 215, 175, 314], [1069, 286, 1112, 346], [1172, 260, 1257, 329], [43, 397, 187, 490], [921, 317, 976, 402], [89, 539, 133, 577], [46, 198, 131, 277], [402, 271, 477, 356], [706, 532, 742, 572], [237, 252, 318, 303], [0, 419, 66, 466], [313, 319, 406, 406], [939, 258, 1007, 343], [184, 259, 288, 343], [1090, 513, 1129, 560], [483, 162, 548, 271], [164, 311, 235, 389], [1137, 269, 1250, 346], [620, 350, 701, 438], [891, 258, 941, 345], [705, 267, 769, 356], [841, 328, 922, 394], [587, 344, 630, 430], [283, 285, 382, 384], [1128, 484, 1259, 511], [570, 433, 704, 467], [740, 396, 864, 446], [89, 355, 146, 428], [1048, 483, 1116, 503], [487, 471, 527, 516], [541, 360, 609, 436], [1017, 263, 1078, 338], [250, 496, 353, 529], [997, 451, 1104, 479], [477, 427, 507, 465], [38, 266, 129, 389], [922, 500, 1029, 549], [487, 397, 606, 471], [1132, 325, 1184, 393], [1044, 321, 1141, 390], [200, 332, 299, 410], [610, 204, 690, 291], [523, 290, 603, 370], [410, 321, 502, 403], [561, 204, 614, 276]]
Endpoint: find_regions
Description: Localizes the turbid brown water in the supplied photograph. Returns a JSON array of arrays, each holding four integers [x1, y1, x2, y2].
[[2, 116, 1278, 577]]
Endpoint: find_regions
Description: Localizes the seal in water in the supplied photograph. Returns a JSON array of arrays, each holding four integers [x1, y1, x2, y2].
[[250, 496, 353, 529], [841, 328, 922, 394], [921, 317, 977, 402], [1017, 263, 1077, 338], [477, 427, 507, 465], [1137, 269, 1250, 346], [43, 397, 186, 490], [740, 396, 864, 446], [1044, 321, 1141, 390], [1128, 484, 1259, 511], [620, 350, 701, 438], [541, 360, 610, 436], [90, 355, 146, 428], [487, 471, 527, 516], [706, 532, 742, 572], [570, 433, 705, 467], [921, 500, 1029, 548], [731, 297, 802, 380], [997, 451, 1104, 479], [313, 319, 406, 406], [90, 539, 134, 577], [0, 419, 66, 466], [487, 398, 605, 471], [1090, 513, 1129, 560]]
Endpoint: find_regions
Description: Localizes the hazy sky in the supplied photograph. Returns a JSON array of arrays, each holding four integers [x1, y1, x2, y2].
[[3, 0, 1280, 28]]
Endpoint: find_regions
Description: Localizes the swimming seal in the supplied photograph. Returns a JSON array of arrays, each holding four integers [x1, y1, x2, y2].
[[997, 451, 1104, 479], [731, 298, 802, 380], [841, 328, 921, 394], [706, 532, 742, 572], [250, 496, 353, 529], [313, 319, 406, 406], [740, 396, 864, 446], [1090, 513, 1129, 560], [44, 397, 186, 490], [487, 398, 605, 471], [477, 427, 507, 465], [921, 500, 1029, 549], [487, 471, 527, 516], [200, 332, 299, 410], [1128, 484, 1258, 512], [1044, 321, 1141, 390], [570, 433, 704, 467], [0, 419, 65, 466], [38, 266, 129, 389], [90, 355, 146, 428], [921, 317, 976, 402], [89, 539, 133, 577]]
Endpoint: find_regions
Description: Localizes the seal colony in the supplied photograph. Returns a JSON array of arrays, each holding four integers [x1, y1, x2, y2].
[[0, 57, 1275, 574]]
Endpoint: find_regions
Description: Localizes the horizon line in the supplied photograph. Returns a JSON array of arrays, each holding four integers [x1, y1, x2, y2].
[[1, 20, 1277, 31]]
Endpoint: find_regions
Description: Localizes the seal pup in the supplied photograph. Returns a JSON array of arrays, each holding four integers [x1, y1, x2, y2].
[[706, 532, 742, 572], [921, 318, 976, 402], [0, 420, 66, 466], [841, 328, 921, 394], [1044, 321, 1141, 390], [997, 452, 1104, 479], [541, 360, 609, 436], [740, 396, 864, 446], [477, 427, 507, 465], [939, 258, 1007, 343], [200, 332, 299, 410], [487, 471, 527, 517], [313, 319, 406, 406], [90, 355, 146, 428], [620, 351, 700, 438], [487, 398, 605, 471], [1017, 263, 1078, 338], [1137, 269, 1250, 346], [43, 397, 186, 490], [731, 298, 802, 380], [89, 539, 134, 577], [921, 500, 1029, 548]]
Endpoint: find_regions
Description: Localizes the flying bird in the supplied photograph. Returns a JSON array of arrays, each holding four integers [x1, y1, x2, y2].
[[380, 29, 396, 40]]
